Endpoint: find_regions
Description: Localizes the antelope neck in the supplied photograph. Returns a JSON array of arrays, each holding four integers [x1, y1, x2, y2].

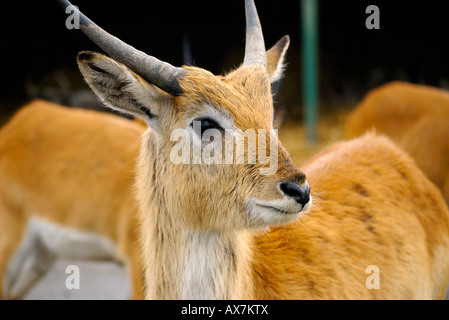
[[147, 215, 254, 300]]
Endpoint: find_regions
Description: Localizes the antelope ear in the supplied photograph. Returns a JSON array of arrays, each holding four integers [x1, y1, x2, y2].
[[266, 35, 290, 83], [77, 51, 172, 127]]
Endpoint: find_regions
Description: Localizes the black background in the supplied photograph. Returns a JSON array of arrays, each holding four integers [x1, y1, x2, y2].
[[1, 0, 449, 118]]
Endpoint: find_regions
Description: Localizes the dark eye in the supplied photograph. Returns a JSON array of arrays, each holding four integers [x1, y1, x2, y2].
[[191, 118, 222, 136]]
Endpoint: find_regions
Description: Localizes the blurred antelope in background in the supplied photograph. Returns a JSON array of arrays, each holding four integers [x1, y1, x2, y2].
[[0, 100, 146, 299], [61, 0, 449, 299], [345, 81, 449, 204]]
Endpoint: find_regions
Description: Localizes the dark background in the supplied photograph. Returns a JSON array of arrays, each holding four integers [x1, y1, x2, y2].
[[1, 0, 449, 121]]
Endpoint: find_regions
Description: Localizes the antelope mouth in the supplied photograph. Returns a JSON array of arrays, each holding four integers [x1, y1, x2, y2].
[[245, 197, 312, 227], [255, 203, 302, 215]]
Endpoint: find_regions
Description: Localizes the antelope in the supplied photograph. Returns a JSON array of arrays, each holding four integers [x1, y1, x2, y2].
[[345, 81, 449, 204], [60, 0, 449, 299], [0, 99, 146, 299]]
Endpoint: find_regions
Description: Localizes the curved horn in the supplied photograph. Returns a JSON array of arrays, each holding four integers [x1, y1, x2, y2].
[[57, 0, 185, 96], [243, 0, 267, 69]]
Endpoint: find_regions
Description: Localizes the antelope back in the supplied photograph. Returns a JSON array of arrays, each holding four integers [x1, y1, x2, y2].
[[345, 81, 449, 204], [345, 81, 449, 142], [0, 99, 146, 299], [252, 133, 449, 299]]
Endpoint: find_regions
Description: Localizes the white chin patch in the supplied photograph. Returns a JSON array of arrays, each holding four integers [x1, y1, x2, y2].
[[245, 196, 312, 227]]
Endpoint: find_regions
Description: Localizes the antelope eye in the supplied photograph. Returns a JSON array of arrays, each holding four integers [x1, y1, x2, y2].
[[191, 118, 222, 136]]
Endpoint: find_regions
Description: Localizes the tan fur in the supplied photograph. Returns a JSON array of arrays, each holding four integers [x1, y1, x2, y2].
[[0, 99, 146, 299], [253, 134, 449, 299], [345, 81, 449, 204], [266, 35, 290, 83], [71, 3, 449, 297], [134, 65, 306, 299], [139, 71, 449, 299], [77, 52, 449, 298]]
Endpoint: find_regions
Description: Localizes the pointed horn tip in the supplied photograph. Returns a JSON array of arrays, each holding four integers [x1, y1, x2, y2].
[[57, 0, 72, 11], [243, 0, 267, 68], [245, 0, 257, 10], [57, 0, 95, 27]]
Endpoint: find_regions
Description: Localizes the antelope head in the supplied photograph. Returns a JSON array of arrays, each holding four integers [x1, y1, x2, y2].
[[59, 0, 311, 231]]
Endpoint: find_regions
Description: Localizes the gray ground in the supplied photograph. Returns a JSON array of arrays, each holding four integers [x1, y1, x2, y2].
[[24, 259, 130, 300]]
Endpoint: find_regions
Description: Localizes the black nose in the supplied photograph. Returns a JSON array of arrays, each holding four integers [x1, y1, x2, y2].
[[280, 182, 310, 207]]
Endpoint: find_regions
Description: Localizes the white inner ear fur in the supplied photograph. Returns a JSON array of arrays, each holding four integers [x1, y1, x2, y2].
[[268, 45, 288, 84], [78, 54, 170, 127]]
